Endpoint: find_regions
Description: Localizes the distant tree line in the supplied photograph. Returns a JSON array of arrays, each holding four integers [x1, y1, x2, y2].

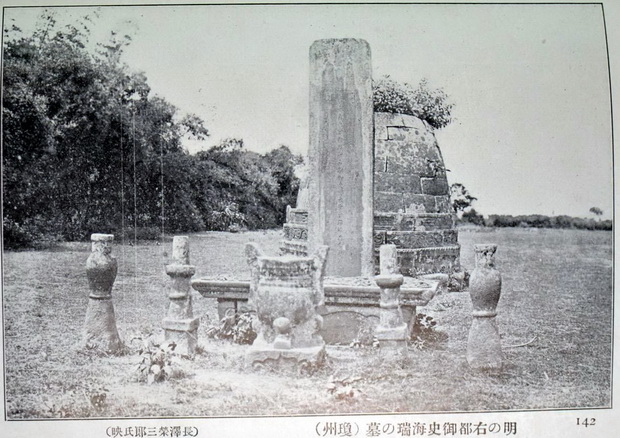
[[2, 13, 300, 249], [483, 214, 611, 231], [450, 184, 611, 231], [458, 209, 611, 231]]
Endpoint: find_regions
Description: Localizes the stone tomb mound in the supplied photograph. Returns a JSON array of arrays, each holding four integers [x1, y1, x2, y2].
[[373, 112, 460, 277], [282, 112, 461, 278]]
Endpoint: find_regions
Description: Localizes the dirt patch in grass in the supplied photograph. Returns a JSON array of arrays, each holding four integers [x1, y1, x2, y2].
[[2, 228, 612, 418]]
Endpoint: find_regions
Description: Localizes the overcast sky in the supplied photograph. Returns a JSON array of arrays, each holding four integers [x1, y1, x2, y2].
[[4, 3, 613, 219]]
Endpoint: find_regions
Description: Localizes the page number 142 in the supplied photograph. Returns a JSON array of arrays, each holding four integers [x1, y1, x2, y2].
[[576, 418, 596, 427]]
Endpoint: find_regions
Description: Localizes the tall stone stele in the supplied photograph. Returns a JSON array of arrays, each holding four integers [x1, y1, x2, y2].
[[467, 244, 503, 370], [82, 233, 123, 353], [245, 243, 329, 372], [163, 236, 199, 356], [307, 38, 374, 277]]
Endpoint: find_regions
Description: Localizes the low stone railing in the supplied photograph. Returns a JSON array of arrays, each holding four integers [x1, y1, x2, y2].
[[191, 273, 439, 345]]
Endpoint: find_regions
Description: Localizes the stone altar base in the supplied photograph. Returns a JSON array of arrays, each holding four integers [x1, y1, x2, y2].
[[192, 275, 439, 345]]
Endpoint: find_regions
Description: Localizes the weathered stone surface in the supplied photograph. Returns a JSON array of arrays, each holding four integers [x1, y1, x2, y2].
[[308, 38, 374, 277], [288, 208, 308, 225], [467, 318, 503, 370], [375, 142, 438, 176], [421, 175, 450, 196], [469, 244, 502, 313], [379, 244, 399, 275], [417, 213, 455, 230], [374, 112, 427, 139], [283, 223, 308, 241], [245, 243, 329, 371], [375, 173, 422, 194], [434, 195, 453, 213], [296, 175, 310, 210], [163, 236, 199, 356], [375, 192, 406, 213], [82, 233, 123, 354], [394, 245, 461, 277], [172, 235, 190, 265], [279, 240, 309, 257], [375, 193, 439, 214], [374, 212, 455, 232], [373, 112, 460, 279], [162, 317, 200, 332], [82, 299, 123, 352], [402, 193, 438, 213], [467, 244, 503, 370], [321, 311, 378, 345], [376, 229, 458, 249]]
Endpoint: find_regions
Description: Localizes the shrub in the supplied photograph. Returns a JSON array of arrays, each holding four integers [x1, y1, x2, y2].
[[136, 338, 188, 384], [461, 208, 485, 226], [205, 309, 257, 345], [373, 76, 453, 129], [2, 218, 42, 249], [410, 313, 446, 350]]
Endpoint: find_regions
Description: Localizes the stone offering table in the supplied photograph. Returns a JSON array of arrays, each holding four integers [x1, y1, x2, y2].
[[192, 275, 439, 344]]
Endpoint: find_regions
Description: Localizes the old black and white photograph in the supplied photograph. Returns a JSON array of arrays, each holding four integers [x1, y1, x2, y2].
[[1, 1, 617, 437]]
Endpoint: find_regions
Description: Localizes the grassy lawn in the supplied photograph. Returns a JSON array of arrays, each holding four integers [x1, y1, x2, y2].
[[2, 227, 612, 418]]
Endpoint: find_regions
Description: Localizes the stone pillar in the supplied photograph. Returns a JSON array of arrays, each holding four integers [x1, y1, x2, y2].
[[163, 236, 199, 356], [82, 233, 123, 353], [374, 244, 408, 351], [467, 244, 503, 370], [308, 38, 374, 277]]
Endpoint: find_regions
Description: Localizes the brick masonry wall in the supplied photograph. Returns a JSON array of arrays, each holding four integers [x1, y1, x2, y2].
[[374, 112, 460, 275], [374, 112, 453, 215]]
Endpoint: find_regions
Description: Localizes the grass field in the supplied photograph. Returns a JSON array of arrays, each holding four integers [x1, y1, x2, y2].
[[1, 227, 613, 418]]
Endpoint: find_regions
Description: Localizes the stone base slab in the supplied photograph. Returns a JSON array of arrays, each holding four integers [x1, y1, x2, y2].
[[162, 317, 199, 332], [164, 328, 197, 357], [375, 323, 408, 341], [245, 343, 326, 373]]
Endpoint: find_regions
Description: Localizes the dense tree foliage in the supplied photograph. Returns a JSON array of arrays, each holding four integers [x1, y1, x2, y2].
[[2, 13, 300, 248], [589, 206, 603, 218], [449, 183, 477, 217], [373, 76, 453, 129]]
